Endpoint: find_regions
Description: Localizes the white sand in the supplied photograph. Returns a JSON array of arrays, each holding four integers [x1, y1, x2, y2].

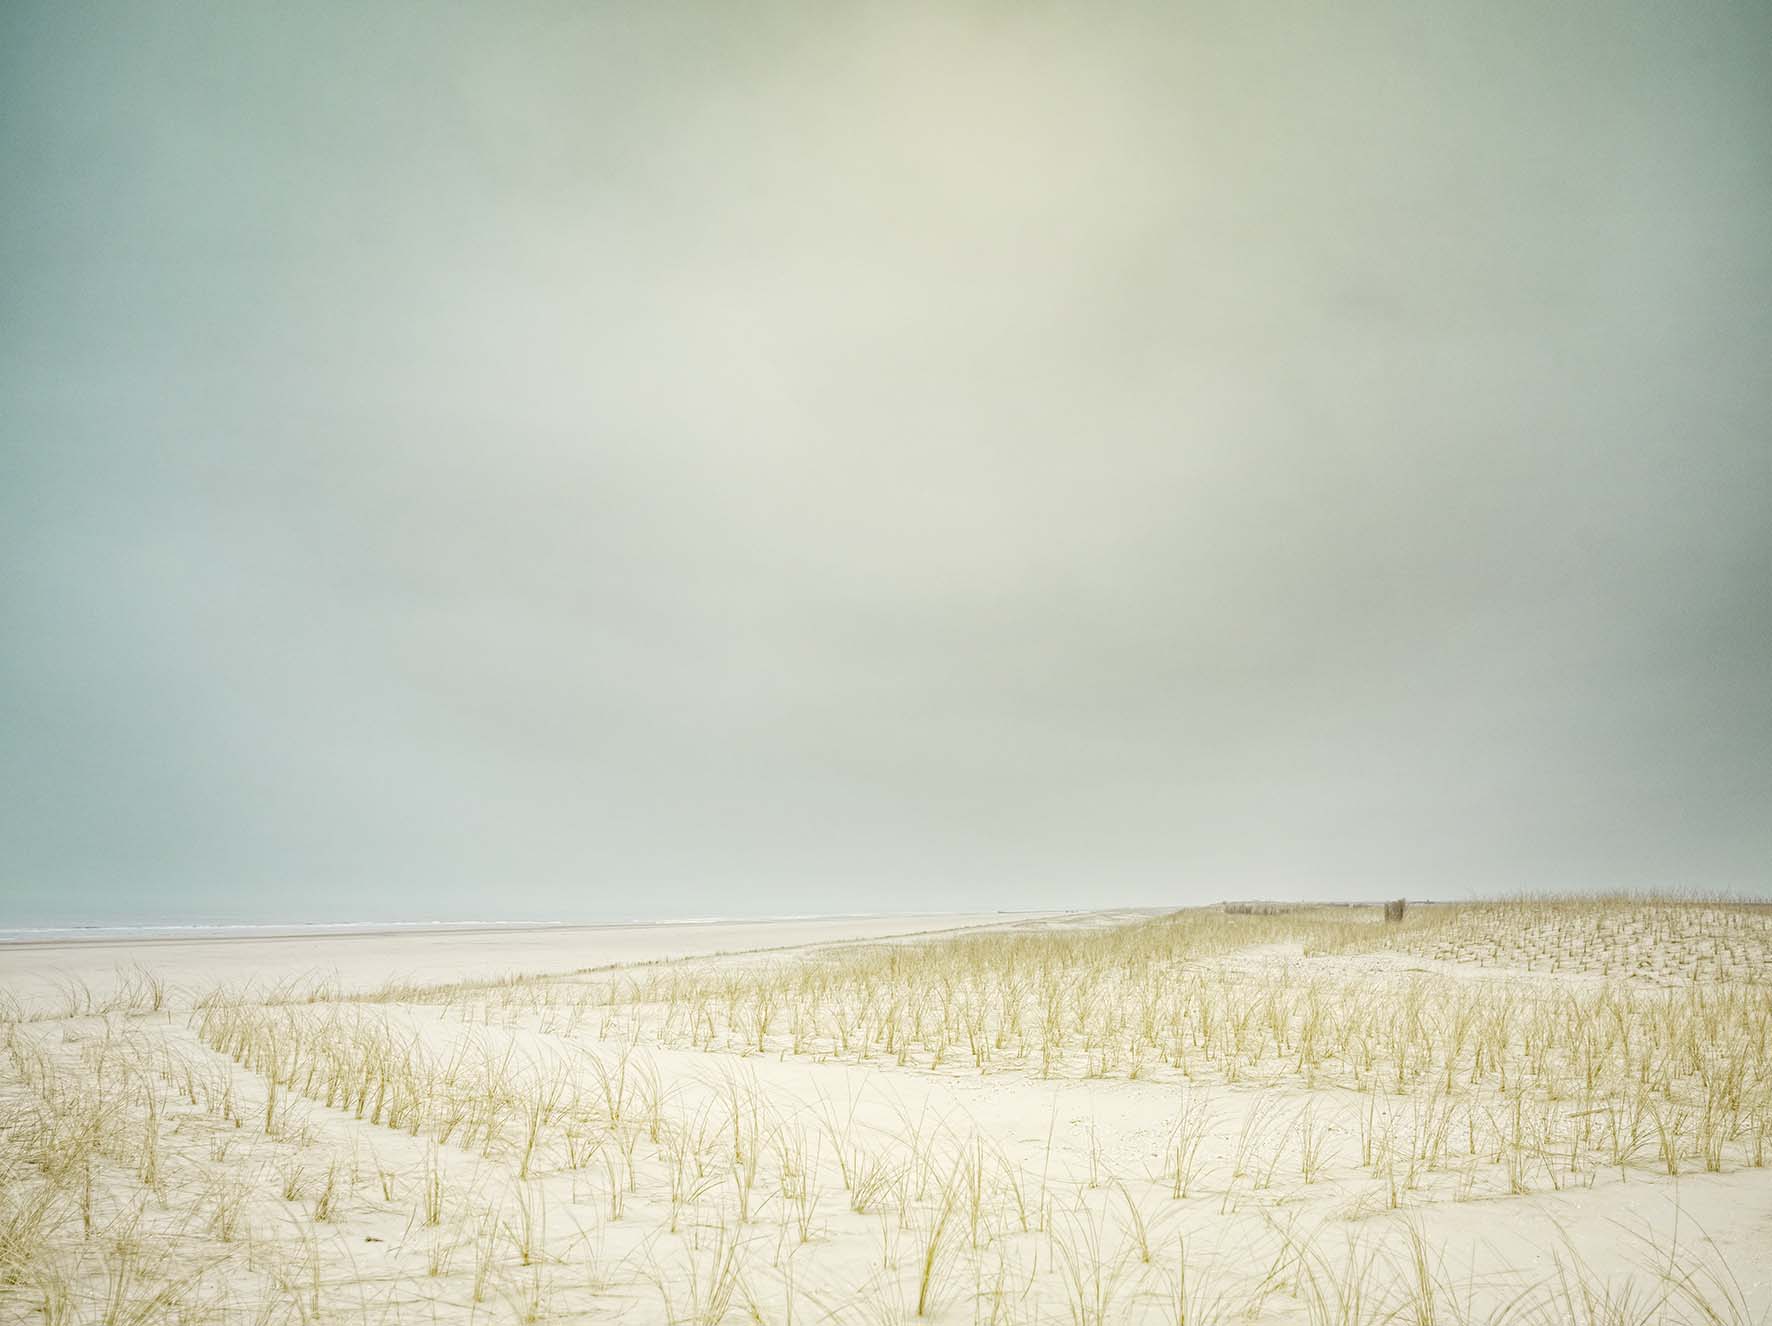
[[0, 910, 1077, 1012], [2, 903, 1767, 1324]]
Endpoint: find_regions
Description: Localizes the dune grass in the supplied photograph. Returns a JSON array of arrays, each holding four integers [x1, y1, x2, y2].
[[1, 899, 1768, 1323]]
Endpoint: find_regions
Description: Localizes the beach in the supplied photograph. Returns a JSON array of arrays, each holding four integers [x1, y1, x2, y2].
[[3, 900, 1770, 1323]]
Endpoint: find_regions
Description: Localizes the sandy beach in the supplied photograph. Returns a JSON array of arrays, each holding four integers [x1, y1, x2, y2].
[[7, 0, 1766, 1316], [0, 911, 1087, 1014], [3, 899, 1769, 1324]]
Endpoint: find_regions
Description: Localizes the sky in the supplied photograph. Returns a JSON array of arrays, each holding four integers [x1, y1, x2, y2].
[[3, 2, 1769, 925]]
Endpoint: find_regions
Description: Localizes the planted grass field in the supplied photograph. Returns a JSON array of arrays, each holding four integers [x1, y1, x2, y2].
[[2, 900, 1769, 1324]]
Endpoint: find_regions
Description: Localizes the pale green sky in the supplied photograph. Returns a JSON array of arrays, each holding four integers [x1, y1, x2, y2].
[[3, 2, 1769, 924]]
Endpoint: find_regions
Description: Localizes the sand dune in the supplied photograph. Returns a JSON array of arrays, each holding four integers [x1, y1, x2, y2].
[[3, 900, 1769, 1324]]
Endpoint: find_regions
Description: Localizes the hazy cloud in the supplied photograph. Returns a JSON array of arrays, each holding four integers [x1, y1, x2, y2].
[[3, 1, 1769, 922]]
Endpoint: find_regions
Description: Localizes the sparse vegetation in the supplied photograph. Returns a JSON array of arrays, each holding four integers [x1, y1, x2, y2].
[[2, 899, 1769, 1322]]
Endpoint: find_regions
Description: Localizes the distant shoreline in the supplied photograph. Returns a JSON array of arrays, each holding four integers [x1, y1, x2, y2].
[[0, 910, 1050, 950]]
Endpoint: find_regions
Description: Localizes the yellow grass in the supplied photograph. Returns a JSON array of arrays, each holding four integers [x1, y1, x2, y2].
[[1, 899, 1768, 1323]]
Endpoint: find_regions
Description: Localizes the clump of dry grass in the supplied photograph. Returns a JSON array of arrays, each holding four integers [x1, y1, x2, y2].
[[1313, 895, 1772, 984]]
